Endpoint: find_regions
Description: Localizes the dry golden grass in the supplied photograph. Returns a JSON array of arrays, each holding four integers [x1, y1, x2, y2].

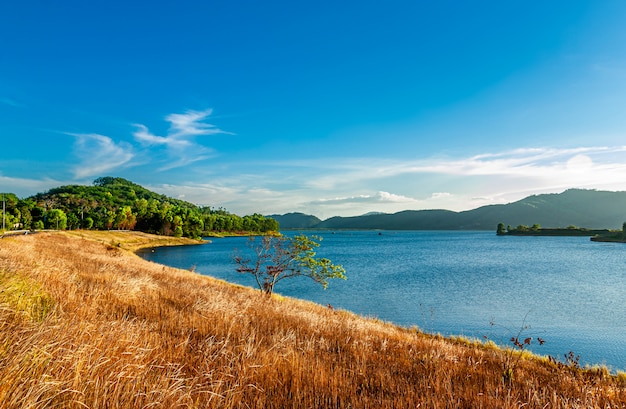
[[0, 231, 624, 408], [59, 230, 207, 252]]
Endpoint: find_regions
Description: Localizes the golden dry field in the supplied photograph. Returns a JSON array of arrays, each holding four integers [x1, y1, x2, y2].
[[0, 231, 624, 408]]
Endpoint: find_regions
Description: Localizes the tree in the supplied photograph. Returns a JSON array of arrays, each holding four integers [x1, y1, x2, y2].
[[67, 212, 80, 230], [234, 234, 346, 296], [496, 223, 506, 235], [46, 209, 67, 230], [114, 206, 136, 230], [172, 215, 183, 237], [84, 217, 94, 229], [183, 213, 204, 239], [19, 202, 33, 230]]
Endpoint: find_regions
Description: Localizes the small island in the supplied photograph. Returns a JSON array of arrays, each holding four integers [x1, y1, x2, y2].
[[589, 222, 626, 243], [497, 222, 626, 242]]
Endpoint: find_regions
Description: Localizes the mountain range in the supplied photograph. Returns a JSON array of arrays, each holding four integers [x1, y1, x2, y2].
[[269, 189, 626, 230]]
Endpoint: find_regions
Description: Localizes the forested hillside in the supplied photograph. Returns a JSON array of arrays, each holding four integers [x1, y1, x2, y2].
[[1, 177, 278, 238]]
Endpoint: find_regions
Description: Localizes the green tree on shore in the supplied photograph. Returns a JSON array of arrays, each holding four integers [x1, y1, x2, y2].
[[234, 234, 346, 296], [46, 209, 67, 230]]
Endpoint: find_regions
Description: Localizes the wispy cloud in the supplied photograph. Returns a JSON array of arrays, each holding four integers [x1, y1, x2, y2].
[[0, 174, 62, 197], [310, 191, 419, 205], [70, 133, 135, 179], [133, 124, 190, 148], [133, 109, 233, 171], [298, 146, 626, 191], [166, 109, 232, 138]]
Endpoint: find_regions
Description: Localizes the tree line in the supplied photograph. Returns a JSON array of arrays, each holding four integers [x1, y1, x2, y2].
[[1, 177, 278, 238]]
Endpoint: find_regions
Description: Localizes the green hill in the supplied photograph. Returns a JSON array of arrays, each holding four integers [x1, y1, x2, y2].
[[268, 212, 322, 229], [1, 177, 279, 238]]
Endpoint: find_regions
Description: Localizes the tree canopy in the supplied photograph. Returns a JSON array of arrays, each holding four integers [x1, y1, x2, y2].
[[234, 234, 346, 296], [1, 177, 279, 238]]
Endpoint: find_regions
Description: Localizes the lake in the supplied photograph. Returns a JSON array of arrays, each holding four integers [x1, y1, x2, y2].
[[139, 230, 626, 372]]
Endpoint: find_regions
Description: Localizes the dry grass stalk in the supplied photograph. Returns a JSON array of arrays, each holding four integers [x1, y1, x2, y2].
[[0, 231, 624, 408]]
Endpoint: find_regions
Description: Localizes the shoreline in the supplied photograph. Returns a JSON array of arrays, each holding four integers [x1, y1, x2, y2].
[[60, 229, 208, 252]]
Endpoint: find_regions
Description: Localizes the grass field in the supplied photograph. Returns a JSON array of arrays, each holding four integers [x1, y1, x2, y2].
[[0, 231, 624, 408]]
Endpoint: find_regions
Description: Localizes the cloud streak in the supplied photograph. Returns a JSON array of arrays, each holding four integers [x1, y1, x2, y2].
[[71, 133, 135, 179], [132, 109, 233, 171], [310, 191, 420, 206], [299, 146, 626, 191], [166, 109, 233, 138], [0, 174, 62, 197]]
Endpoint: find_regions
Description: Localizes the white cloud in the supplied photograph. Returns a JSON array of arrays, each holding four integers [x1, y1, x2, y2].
[[566, 154, 593, 172], [301, 146, 626, 191], [132, 108, 231, 171], [166, 109, 233, 138], [145, 182, 242, 206], [71, 133, 135, 179], [430, 192, 451, 199], [0, 175, 62, 197], [133, 124, 190, 148], [311, 191, 419, 205]]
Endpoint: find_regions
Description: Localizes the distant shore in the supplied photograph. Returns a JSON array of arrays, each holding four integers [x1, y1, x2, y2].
[[498, 227, 611, 237]]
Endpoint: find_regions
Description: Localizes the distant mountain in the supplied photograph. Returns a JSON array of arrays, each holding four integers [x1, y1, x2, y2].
[[272, 189, 626, 230], [360, 211, 387, 216], [268, 212, 323, 229], [316, 209, 459, 230]]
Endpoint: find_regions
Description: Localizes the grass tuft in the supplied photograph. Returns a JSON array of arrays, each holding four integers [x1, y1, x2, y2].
[[0, 270, 55, 322]]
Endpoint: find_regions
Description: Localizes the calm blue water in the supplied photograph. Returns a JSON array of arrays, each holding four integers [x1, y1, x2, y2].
[[139, 231, 626, 372]]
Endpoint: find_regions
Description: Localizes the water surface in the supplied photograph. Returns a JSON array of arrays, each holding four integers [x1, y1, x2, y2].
[[139, 231, 626, 371]]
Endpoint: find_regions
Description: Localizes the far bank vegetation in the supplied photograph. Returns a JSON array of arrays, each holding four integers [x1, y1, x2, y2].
[[496, 222, 616, 237]]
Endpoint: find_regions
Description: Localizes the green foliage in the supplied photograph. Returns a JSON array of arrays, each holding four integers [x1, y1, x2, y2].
[[0, 177, 280, 238], [234, 234, 346, 296], [67, 212, 80, 230], [46, 209, 67, 230]]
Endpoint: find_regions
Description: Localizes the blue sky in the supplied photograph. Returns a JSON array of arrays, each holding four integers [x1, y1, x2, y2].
[[2, 1, 626, 218]]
